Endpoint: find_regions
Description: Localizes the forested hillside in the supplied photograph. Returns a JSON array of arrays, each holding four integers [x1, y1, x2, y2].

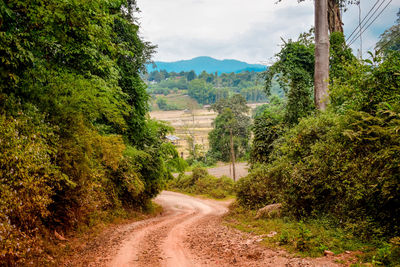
[[0, 0, 180, 264], [146, 56, 266, 74], [145, 69, 283, 110]]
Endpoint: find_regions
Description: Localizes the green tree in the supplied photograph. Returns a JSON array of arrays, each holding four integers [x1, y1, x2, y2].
[[208, 95, 251, 173], [376, 10, 400, 56], [187, 70, 197, 81], [329, 32, 356, 83], [250, 96, 285, 164], [0, 0, 169, 263], [264, 32, 315, 124], [188, 79, 213, 104], [211, 94, 249, 116], [157, 97, 168, 110]]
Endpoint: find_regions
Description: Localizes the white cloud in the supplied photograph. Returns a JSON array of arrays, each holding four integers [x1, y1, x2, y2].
[[136, 0, 399, 63]]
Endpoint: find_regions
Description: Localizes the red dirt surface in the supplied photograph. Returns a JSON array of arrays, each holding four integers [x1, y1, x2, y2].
[[62, 191, 357, 266]]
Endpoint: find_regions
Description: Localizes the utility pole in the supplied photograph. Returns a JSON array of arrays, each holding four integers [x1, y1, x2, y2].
[[229, 129, 236, 182], [314, 0, 330, 110]]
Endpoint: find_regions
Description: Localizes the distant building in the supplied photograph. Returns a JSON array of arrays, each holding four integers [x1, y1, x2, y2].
[[165, 135, 180, 145]]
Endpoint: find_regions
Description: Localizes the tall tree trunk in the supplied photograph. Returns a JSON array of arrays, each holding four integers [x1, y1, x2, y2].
[[229, 129, 236, 182], [314, 0, 330, 110], [328, 0, 343, 33]]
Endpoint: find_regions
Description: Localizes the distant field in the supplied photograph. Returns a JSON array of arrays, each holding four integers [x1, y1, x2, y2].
[[150, 93, 200, 111], [150, 103, 266, 158]]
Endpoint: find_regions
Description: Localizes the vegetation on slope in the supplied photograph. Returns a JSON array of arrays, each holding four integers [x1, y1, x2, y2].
[[145, 69, 284, 106], [0, 0, 178, 264], [233, 30, 400, 264]]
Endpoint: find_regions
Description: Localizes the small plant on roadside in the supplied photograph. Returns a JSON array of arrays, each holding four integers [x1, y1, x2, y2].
[[295, 221, 313, 252], [279, 230, 290, 245]]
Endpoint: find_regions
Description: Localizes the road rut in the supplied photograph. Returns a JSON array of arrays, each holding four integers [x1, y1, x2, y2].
[[111, 191, 227, 267], [64, 191, 354, 266]]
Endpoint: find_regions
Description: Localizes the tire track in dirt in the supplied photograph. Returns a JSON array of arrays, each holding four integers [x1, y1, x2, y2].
[[111, 191, 226, 267], [67, 191, 356, 267]]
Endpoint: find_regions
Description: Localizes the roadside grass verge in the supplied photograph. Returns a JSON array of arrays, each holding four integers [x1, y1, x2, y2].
[[167, 188, 235, 202], [183, 161, 218, 171], [224, 202, 400, 265]]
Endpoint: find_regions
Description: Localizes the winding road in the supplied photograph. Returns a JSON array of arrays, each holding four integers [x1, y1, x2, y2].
[[64, 191, 349, 266], [111, 191, 228, 267]]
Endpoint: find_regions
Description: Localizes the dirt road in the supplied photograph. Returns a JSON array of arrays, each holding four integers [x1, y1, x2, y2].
[[206, 162, 248, 179], [173, 162, 249, 180], [111, 191, 227, 267], [64, 191, 349, 267]]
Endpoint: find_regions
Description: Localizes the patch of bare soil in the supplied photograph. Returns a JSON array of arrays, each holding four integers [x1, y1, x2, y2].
[[59, 212, 167, 267], [185, 215, 357, 266]]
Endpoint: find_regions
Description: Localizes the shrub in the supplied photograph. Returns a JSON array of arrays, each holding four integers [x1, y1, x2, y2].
[[168, 168, 234, 199], [330, 52, 400, 114], [0, 112, 61, 264], [239, 109, 400, 238], [159, 142, 188, 173], [191, 167, 208, 183], [235, 164, 284, 209], [123, 146, 171, 207]]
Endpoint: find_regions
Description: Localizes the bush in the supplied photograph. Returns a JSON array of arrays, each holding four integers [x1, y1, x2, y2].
[[235, 164, 284, 209], [159, 142, 188, 173], [168, 168, 234, 199], [156, 97, 179, 110], [0, 112, 61, 264], [250, 95, 285, 164], [364, 237, 400, 266], [238, 109, 400, 238], [192, 167, 208, 183], [122, 146, 171, 207], [330, 52, 400, 114]]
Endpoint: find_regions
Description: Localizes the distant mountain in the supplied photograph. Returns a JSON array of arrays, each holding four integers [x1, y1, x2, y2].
[[146, 56, 266, 74]]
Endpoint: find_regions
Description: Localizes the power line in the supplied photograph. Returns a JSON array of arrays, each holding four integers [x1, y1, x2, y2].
[[346, 0, 383, 43], [348, 0, 393, 47], [349, 0, 393, 46], [346, 0, 386, 45], [347, 0, 387, 45]]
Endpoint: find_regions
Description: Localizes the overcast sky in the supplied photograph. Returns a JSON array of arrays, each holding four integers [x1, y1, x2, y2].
[[136, 0, 400, 64]]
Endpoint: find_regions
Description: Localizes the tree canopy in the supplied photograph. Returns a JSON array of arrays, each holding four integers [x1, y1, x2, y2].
[[0, 0, 175, 264], [208, 95, 251, 162]]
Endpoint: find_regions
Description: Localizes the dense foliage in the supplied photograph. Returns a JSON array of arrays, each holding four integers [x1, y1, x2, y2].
[[264, 32, 315, 125], [250, 96, 285, 164], [0, 0, 174, 264], [240, 29, 400, 243]]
